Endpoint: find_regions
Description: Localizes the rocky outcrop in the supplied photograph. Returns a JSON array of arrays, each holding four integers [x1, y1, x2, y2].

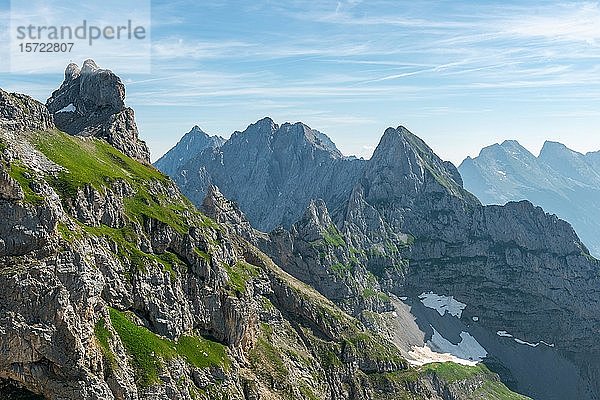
[[0, 90, 54, 132], [201, 185, 261, 244], [45, 60, 150, 163], [265, 199, 396, 317]]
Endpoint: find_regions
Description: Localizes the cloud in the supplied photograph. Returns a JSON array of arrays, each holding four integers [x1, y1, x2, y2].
[[152, 38, 254, 59], [501, 2, 600, 45]]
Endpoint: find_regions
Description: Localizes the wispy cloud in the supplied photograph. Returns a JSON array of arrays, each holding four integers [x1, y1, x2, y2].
[[500, 2, 600, 44], [152, 38, 255, 59]]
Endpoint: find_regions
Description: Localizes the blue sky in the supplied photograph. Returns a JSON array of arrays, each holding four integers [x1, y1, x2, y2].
[[1, 0, 600, 164]]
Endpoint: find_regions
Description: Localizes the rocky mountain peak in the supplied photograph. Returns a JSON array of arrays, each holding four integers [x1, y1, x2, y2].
[[539, 140, 575, 159], [64, 62, 81, 81], [226, 118, 343, 159], [80, 59, 99, 74], [200, 184, 263, 243], [539, 140, 600, 184], [201, 184, 244, 223], [587, 150, 600, 170], [190, 125, 207, 135], [154, 125, 225, 177], [184, 125, 217, 142], [46, 60, 149, 163], [226, 117, 279, 150], [303, 199, 332, 226], [500, 139, 524, 148], [254, 116, 277, 130], [362, 125, 471, 205], [234, 116, 278, 137], [283, 122, 344, 157], [369, 126, 421, 169], [295, 199, 334, 242]]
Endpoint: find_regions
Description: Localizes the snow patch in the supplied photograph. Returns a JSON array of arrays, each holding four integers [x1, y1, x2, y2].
[[514, 338, 539, 347], [496, 330, 555, 348], [399, 296, 408, 301], [408, 327, 487, 366], [418, 292, 466, 318], [428, 327, 487, 364], [56, 103, 76, 113], [472, 316, 479, 322], [408, 345, 478, 366]]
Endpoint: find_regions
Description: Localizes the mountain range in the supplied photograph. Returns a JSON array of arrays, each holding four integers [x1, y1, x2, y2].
[[459, 140, 600, 257], [1, 60, 599, 400], [157, 119, 600, 400]]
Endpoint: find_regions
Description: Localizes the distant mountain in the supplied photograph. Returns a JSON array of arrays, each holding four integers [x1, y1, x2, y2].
[[156, 117, 366, 231], [459, 140, 600, 257], [154, 125, 225, 177]]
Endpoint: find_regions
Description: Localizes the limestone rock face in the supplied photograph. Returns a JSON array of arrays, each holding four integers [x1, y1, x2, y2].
[[155, 126, 225, 178], [46, 60, 150, 163]]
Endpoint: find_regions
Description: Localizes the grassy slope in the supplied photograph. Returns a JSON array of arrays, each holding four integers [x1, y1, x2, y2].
[[33, 129, 191, 233], [109, 308, 230, 387]]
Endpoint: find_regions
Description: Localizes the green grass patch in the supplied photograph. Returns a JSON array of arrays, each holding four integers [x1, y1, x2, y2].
[[57, 222, 81, 243], [323, 224, 345, 247], [223, 261, 260, 294], [421, 362, 531, 399], [194, 248, 212, 263], [34, 130, 166, 192], [477, 378, 532, 399], [109, 308, 176, 386], [422, 362, 486, 383], [330, 262, 353, 275], [6, 161, 44, 204], [83, 224, 149, 273], [299, 384, 320, 400], [317, 346, 343, 368], [94, 317, 116, 368], [345, 332, 405, 366], [109, 308, 230, 387], [362, 287, 391, 302], [248, 323, 289, 382], [175, 336, 230, 370], [156, 251, 186, 280], [199, 215, 221, 230], [122, 192, 189, 234], [83, 223, 184, 279]]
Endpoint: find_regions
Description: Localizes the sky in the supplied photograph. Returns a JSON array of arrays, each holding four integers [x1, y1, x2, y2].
[[1, 0, 600, 164]]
